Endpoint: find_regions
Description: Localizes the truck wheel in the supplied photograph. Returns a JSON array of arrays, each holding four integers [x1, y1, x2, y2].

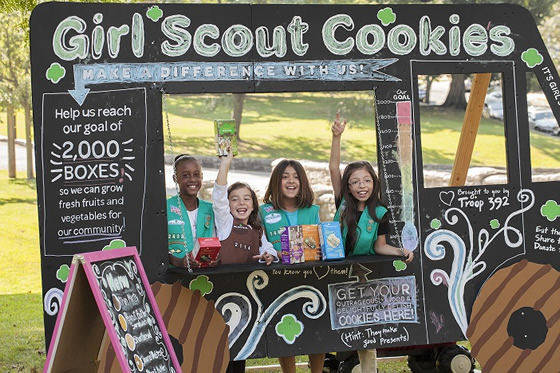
[[407, 350, 437, 373], [337, 355, 360, 373], [436, 345, 474, 373]]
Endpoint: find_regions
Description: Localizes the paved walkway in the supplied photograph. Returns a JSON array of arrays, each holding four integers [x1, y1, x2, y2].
[[0, 136, 32, 172]]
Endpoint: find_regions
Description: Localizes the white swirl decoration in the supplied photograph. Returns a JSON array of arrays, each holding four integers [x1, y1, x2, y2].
[[44, 287, 64, 316], [217, 270, 327, 360], [235, 270, 327, 360], [215, 293, 252, 346], [247, 270, 268, 321], [423, 188, 535, 337]]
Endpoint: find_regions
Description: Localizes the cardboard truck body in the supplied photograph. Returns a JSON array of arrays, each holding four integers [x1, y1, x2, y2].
[[30, 3, 560, 371]]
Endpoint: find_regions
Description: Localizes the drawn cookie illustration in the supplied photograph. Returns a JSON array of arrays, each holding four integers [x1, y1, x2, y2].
[[112, 294, 121, 311], [118, 314, 127, 332], [151, 282, 229, 373], [467, 260, 560, 372], [97, 282, 229, 373], [134, 354, 143, 371], [125, 333, 135, 351]]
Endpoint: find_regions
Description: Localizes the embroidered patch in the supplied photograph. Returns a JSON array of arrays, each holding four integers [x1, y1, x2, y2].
[[171, 205, 181, 214], [264, 206, 275, 213], [265, 212, 282, 224]]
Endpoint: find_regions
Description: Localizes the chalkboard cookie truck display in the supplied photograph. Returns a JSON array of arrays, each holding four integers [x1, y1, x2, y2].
[[43, 247, 180, 373], [29, 2, 560, 372]]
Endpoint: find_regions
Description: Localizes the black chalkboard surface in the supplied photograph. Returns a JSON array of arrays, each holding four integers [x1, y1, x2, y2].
[[43, 247, 180, 373], [40, 88, 147, 257]]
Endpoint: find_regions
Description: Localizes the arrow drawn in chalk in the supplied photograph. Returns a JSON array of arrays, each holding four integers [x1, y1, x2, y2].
[[69, 58, 400, 105]]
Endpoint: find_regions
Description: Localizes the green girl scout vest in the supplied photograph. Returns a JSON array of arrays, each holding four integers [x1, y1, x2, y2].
[[259, 203, 320, 251], [167, 196, 214, 259], [334, 200, 387, 256]]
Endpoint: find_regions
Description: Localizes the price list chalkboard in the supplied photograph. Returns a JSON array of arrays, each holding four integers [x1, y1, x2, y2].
[[94, 256, 175, 373], [40, 88, 147, 256], [44, 247, 180, 373]]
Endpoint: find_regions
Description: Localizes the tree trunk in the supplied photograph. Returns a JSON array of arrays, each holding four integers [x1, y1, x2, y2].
[[24, 103, 34, 180], [7, 106, 16, 179], [442, 74, 467, 109], [232, 93, 246, 141], [425, 76, 434, 104]]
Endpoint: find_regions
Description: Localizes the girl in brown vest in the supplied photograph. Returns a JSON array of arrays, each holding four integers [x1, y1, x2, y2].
[[213, 145, 278, 373], [212, 146, 277, 266]]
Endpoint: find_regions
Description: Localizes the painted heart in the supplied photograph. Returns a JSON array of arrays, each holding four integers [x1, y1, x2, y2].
[[439, 191, 455, 206], [313, 265, 330, 280]]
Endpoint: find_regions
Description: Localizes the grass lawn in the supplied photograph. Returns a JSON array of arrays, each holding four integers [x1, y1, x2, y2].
[[0, 112, 30, 143], [0, 172, 45, 372], [0, 293, 45, 372], [0, 175, 41, 295], [163, 91, 378, 162], [163, 92, 560, 169]]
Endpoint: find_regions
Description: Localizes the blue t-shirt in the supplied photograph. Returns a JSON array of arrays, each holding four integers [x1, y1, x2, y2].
[[285, 210, 299, 226]]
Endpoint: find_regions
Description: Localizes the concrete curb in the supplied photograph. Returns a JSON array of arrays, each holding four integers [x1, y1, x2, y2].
[[0, 135, 31, 147]]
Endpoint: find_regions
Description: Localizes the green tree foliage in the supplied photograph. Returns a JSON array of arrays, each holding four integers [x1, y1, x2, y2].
[[539, 1, 560, 69], [0, 12, 30, 110], [441, 0, 555, 108]]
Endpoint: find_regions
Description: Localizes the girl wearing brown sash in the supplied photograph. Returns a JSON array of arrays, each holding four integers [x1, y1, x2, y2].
[[212, 146, 277, 266], [213, 145, 278, 373]]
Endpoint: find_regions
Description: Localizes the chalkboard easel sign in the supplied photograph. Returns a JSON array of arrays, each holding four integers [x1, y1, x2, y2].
[[43, 247, 180, 373]]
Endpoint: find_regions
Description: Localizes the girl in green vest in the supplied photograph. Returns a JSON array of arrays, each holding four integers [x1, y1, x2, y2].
[[259, 159, 324, 373], [167, 154, 216, 269], [330, 113, 414, 372]]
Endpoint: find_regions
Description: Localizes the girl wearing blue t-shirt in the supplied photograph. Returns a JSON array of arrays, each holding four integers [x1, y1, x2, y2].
[[259, 159, 324, 373]]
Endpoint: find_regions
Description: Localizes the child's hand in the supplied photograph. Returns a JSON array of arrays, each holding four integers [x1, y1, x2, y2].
[[184, 253, 201, 269], [331, 111, 347, 137], [254, 252, 274, 265], [402, 248, 414, 263], [207, 258, 221, 267], [219, 142, 234, 164]]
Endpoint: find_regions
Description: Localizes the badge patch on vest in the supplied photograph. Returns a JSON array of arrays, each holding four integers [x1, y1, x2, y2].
[[265, 212, 282, 224], [367, 219, 374, 232], [169, 219, 184, 225]]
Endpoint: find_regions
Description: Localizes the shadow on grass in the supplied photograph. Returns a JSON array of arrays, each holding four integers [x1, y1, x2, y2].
[[165, 92, 377, 126], [0, 197, 37, 206]]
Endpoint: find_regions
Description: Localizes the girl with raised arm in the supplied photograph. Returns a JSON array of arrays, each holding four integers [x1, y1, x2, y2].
[[330, 112, 413, 372], [213, 147, 277, 266]]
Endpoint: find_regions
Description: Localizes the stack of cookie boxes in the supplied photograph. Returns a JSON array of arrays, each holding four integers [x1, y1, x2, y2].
[[280, 222, 345, 264]]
